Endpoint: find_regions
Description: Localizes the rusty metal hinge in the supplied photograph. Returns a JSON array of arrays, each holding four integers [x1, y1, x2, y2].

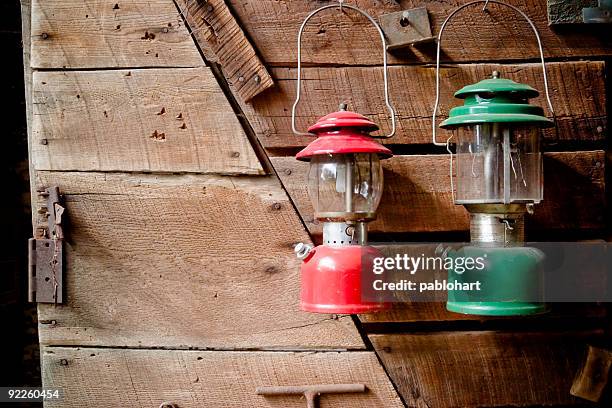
[[28, 186, 65, 304]]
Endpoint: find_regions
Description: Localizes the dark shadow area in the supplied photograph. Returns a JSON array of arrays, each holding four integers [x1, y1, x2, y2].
[[0, 0, 40, 398]]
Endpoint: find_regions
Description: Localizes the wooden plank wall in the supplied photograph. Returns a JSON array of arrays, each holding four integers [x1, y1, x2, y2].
[[24, 0, 610, 407], [218, 0, 609, 407], [25, 0, 403, 407]]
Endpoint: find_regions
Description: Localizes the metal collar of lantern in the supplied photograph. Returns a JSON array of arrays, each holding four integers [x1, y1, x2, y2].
[[292, 0, 394, 314], [432, 0, 556, 316]]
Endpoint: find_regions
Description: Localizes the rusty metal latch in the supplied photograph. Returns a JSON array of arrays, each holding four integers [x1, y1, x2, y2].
[[379, 7, 434, 50], [28, 186, 65, 304]]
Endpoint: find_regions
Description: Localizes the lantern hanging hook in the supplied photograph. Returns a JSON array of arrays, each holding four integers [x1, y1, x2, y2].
[[291, 1, 396, 138], [431, 0, 556, 147]]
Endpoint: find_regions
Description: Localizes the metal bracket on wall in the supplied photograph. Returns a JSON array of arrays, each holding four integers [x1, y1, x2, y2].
[[378, 7, 435, 50], [583, 0, 612, 23], [28, 186, 65, 304], [547, 0, 612, 24]]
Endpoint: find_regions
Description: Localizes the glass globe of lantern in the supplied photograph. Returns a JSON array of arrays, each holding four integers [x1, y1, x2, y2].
[[440, 72, 554, 206], [296, 109, 391, 223]]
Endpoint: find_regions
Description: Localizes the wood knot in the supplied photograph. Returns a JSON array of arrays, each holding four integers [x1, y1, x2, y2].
[[265, 266, 279, 275]]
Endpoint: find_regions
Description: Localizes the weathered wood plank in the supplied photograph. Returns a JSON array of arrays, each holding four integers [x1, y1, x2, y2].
[[370, 331, 602, 407], [177, 0, 274, 102], [34, 172, 364, 349], [21, 0, 38, 232], [31, 68, 264, 174], [31, 0, 202, 68], [272, 151, 605, 234], [360, 303, 607, 323], [246, 62, 606, 148], [41, 348, 404, 407], [228, 0, 612, 66]]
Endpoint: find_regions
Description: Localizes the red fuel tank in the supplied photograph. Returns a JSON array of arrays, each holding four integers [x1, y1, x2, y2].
[[300, 244, 389, 314]]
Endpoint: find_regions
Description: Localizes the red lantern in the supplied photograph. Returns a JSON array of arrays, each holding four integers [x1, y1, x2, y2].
[[291, 2, 396, 314], [295, 108, 392, 314]]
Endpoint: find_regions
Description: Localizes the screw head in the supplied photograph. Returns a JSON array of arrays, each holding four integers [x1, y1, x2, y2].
[[41, 32, 49, 40], [283, 168, 292, 175], [40, 139, 48, 145], [253, 74, 261, 84]]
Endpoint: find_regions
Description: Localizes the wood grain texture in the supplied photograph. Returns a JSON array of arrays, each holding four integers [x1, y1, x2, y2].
[[228, 0, 612, 66], [177, 0, 274, 102], [34, 172, 364, 349], [246, 62, 606, 148], [272, 151, 606, 235], [370, 331, 602, 407], [360, 303, 607, 324], [41, 348, 404, 407], [31, 68, 264, 174], [31, 0, 202, 68], [21, 0, 39, 233]]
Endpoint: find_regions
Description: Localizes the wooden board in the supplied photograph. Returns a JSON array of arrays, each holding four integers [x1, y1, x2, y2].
[[31, 68, 264, 174], [272, 151, 606, 235], [176, 0, 274, 102], [246, 62, 606, 148], [34, 172, 364, 350], [30, 0, 202, 69], [370, 331, 602, 407], [360, 303, 607, 324], [228, 0, 612, 66], [21, 0, 38, 232], [41, 348, 404, 407]]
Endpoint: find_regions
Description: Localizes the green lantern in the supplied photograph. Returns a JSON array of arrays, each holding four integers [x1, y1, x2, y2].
[[439, 72, 553, 316], [431, 1, 559, 316], [441, 71, 553, 208]]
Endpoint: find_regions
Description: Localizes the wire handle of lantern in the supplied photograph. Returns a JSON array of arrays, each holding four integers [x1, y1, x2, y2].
[[291, 0, 396, 138], [431, 0, 556, 147]]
